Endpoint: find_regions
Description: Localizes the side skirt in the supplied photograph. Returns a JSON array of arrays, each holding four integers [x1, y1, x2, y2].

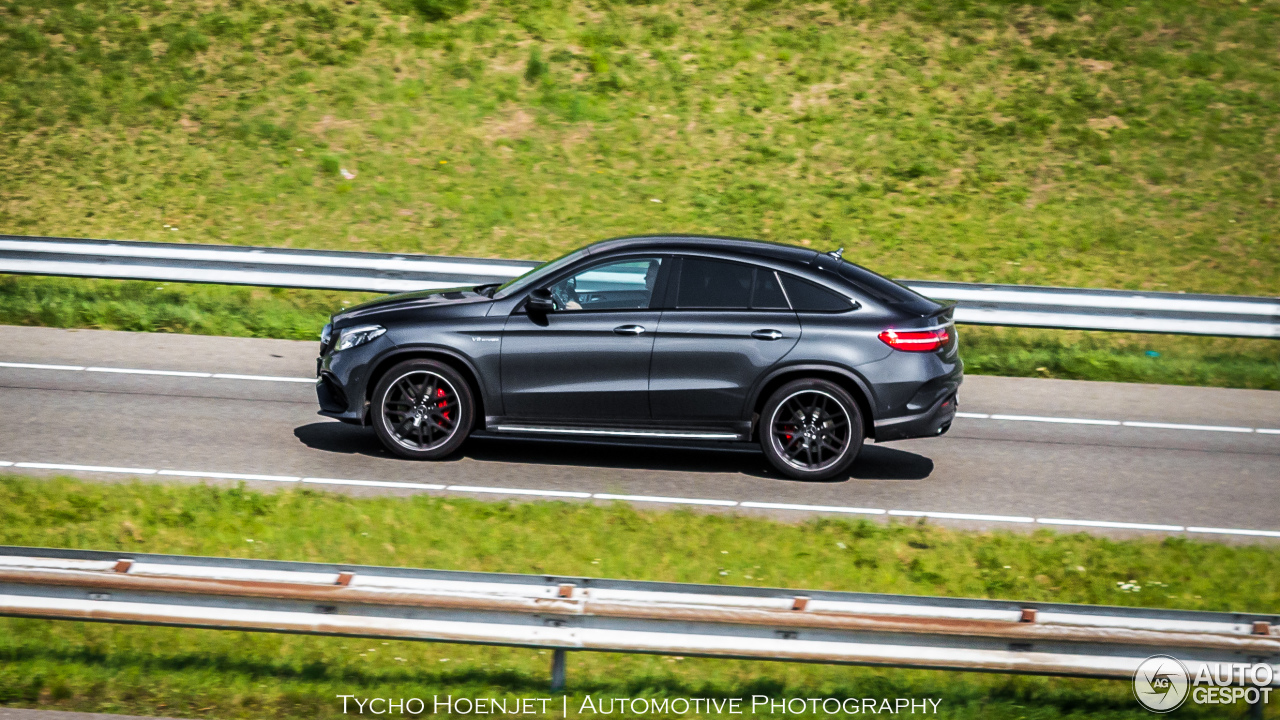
[[492, 425, 746, 441], [483, 422, 748, 442]]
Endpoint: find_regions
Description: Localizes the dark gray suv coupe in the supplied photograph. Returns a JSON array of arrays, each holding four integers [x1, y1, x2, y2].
[[316, 236, 961, 480]]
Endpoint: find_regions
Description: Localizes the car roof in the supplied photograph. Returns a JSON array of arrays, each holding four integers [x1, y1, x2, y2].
[[586, 235, 819, 265]]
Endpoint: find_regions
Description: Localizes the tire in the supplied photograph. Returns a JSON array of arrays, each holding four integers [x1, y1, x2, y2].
[[371, 359, 475, 460], [759, 378, 864, 481]]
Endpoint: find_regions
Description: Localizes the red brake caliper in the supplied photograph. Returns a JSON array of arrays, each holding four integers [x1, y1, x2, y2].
[[437, 387, 449, 420]]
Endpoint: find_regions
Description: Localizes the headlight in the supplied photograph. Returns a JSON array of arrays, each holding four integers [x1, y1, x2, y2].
[[320, 323, 332, 345], [335, 324, 386, 351]]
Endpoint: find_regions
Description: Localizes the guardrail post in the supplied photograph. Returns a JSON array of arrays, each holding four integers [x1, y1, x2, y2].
[[550, 649, 567, 692]]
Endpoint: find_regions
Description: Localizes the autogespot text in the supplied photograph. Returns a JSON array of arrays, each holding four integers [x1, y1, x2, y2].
[[337, 695, 944, 715], [1190, 662, 1275, 706]]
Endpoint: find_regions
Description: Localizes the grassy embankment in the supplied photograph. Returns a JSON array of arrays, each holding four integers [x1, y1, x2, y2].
[[1, 0, 1278, 387], [1, 475, 1278, 718]]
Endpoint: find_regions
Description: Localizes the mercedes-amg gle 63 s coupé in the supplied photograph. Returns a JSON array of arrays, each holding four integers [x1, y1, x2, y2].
[[316, 236, 961, 480]]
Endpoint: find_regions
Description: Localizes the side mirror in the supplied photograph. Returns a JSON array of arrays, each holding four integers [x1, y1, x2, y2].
[[526, 288, 555, 313]]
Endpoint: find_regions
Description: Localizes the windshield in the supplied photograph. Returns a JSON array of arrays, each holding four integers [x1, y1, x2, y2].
[[492, 246, 592, 300]]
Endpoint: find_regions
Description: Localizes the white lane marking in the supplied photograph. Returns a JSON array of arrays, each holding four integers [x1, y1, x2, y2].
[[1, 362, 310, 383], [212, 373, 316, 383], [1121, 420, 1253, 433], [86, 366, 213, 378], [989, 414, 1120, 426], [5, 460, 1279, 539], [15, 462, 158, 475], [448, 485, 593, 499], [739, 501, 886, 515], [0, 361, 86, 371], [1187, 526, 1280, 538], [889, 510, 1035, 523], [593, 493, 738, 507], [1038, 518, 1184, 532], [157, 470, 299, 482], [960, 413, 1271, 434], [303, 477, 445, 490]]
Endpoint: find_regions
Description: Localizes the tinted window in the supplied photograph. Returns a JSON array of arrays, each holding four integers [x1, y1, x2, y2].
[[751, 269, 790, 309], [676, 258, 754, 309], [547, 257, 662, 311], [837, 261, 937, 313], [780, 274, 854, 312]]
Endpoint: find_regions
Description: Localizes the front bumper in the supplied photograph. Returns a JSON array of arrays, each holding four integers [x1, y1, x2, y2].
[[315, 335, 392, 425], [317, 372, 362, 423], [872, 392, 957, 442]]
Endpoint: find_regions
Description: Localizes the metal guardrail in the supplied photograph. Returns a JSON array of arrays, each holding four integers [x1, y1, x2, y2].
[[0, 234, 532, 294], [2, 235, 1277, 338], [2, 546, 1278, 692], [912, 280, 1280, 339]]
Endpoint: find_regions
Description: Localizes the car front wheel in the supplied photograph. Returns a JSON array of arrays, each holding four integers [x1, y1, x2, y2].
[[371, 359, 474, 460], [760, 378, 864, 481]]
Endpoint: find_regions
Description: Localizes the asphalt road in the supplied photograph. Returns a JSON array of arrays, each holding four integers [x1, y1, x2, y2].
[[1, 325, 1277, 538]]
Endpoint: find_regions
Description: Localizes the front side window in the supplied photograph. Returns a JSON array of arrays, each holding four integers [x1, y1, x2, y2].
[[546, 257, 662, 311]]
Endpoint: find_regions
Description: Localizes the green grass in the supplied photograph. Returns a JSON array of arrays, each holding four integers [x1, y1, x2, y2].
[[1, 0, 1278, 297], [3, 274, 1277, 389], [1, 475, 1278, 718], [958, 325, 1280, 389], [0, 274, 376, 340]]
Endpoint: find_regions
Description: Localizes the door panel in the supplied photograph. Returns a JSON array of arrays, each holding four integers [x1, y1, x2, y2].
[[500, 256, 666, 422], [500, 311, 659, 420], [649, 310, 800, 420]]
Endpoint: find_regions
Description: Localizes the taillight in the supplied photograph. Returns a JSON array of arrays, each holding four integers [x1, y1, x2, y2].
[[878, 327, 950, 352]]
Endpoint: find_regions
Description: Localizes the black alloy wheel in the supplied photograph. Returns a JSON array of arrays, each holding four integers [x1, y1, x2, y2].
[[760, 378, 864, 480], [372, 359, 474, 459]]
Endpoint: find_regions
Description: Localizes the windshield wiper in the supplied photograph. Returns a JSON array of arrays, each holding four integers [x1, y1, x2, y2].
[[473, 283, 501, 298]]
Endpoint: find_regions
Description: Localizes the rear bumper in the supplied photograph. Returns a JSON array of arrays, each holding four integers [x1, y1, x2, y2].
[[872, 392, 957, 442]]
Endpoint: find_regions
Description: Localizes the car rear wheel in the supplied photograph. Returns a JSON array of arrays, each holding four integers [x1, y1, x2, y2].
[[372, 359, 474, 460], [760, 378, 864, 481]]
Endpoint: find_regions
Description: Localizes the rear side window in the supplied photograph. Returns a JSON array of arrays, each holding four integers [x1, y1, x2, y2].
[[837, 260, 938, 313], [751, 269, 790, 310], [676, 258, 754, 309], [780, 274, 855, 312]]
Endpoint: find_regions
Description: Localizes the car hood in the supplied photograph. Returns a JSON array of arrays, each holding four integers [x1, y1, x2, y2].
[[335, 286, 491, 322]]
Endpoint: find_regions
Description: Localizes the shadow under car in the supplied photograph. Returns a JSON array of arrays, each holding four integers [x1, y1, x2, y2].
[[293, 421, 934, 482]]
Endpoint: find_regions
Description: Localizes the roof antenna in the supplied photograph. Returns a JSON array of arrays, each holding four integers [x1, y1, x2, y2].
[[828, 247, 844, 260]]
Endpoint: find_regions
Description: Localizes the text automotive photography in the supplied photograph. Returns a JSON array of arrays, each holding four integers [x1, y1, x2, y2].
[[0, 0, 1277, 717]]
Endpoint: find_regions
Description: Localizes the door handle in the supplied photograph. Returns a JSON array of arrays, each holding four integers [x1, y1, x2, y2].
[[614, 325, 646, 336], [751, 329, 784, 340]]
